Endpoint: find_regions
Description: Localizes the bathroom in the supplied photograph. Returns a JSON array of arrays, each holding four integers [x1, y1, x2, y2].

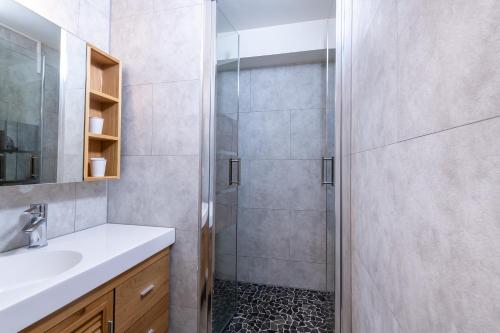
[[1, 0, 500, 333]]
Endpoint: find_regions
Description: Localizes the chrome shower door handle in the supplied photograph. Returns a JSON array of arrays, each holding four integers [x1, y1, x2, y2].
[[322, 157, 334, 185], [229, 158, 241, 186]]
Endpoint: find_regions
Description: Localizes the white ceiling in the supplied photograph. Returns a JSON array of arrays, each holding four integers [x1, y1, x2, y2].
[[218, 0, 335, 31]]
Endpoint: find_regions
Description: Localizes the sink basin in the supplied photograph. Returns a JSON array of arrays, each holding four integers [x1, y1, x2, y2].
[[0, 250, 82, 293]]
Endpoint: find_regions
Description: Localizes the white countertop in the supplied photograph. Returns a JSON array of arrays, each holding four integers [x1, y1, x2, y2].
[[0, 224, 175, 332]]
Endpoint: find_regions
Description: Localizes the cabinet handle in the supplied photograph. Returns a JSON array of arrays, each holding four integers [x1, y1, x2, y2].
[[140, 284, 155, 298], [107, 320, 114, 333], [147, 329, 155, 333]]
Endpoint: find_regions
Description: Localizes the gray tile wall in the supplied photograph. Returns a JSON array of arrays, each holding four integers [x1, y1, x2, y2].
[[0, 0, 110, 253], [109, 1, 203, 332], [349, 0, 500, 331], [236, 63, 328, 291]]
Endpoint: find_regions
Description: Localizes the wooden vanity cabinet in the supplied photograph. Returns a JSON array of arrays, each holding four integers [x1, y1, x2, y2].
[[21, 248, 170, 333]]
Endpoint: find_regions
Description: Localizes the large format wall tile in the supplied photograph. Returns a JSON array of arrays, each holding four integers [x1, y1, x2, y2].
[[149, 155, 199, 231], [238, 256, 326, 291], [169, 305, 197, 333], [397, 0, 500, 141], [121, 85, 153, 156], [291, 108, 324, 159], [110, 12, 153, 85], [251, 64, 325, 111], [111, 0, 153, 21], [352, 117, 500, 332], [351, 0, 398, 153], [111, 5, 202, 86], [108, 156, 154, 224], [238, 208, 291, 260], [352, 252, 401, 333], [290, 210, 326, 264], [154, 0, 201, 12], [108, 155, 199, 231], [77, 0, 110, 51], [239, 111, 290, 159], [252, 159, 325, 211], [216, 70, 239, 115], [75, 182, 107, 231], [152, 80, 200, 155], [170, 229, 198, 308]]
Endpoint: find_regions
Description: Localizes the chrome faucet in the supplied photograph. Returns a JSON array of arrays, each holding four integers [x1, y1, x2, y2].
[[22, 203, 48, 248]]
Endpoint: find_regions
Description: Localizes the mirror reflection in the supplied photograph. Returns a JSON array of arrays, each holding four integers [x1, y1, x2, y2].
[[0, 0, 87, 186]]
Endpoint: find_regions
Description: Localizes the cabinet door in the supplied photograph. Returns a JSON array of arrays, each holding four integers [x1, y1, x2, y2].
[[45, 291, 114, 333]]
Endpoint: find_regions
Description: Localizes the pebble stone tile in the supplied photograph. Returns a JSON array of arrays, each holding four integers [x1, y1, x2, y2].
[[222, 282, 334, 333]]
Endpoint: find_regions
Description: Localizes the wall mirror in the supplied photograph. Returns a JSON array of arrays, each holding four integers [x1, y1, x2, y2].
[[0, 0, 87, 185]]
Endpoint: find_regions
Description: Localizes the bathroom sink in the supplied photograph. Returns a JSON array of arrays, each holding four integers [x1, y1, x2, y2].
[[0, 250, 82, 293]]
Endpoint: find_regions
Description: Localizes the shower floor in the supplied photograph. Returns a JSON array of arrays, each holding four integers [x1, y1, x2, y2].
[[222, 282, 334, 333]]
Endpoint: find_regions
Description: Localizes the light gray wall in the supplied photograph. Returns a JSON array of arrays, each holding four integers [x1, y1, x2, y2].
[[109, 1, 203, 332], [234, 63, 328, 291], [348, 0, 500, 332], [0, 0, 110, 253]]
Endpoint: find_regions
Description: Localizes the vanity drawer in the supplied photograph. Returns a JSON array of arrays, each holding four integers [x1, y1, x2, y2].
[[115, 252, 169, 332], [124, 297, 169, 333]]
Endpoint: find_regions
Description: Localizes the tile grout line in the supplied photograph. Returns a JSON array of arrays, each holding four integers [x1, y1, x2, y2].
[[353, 114, 500, 156]]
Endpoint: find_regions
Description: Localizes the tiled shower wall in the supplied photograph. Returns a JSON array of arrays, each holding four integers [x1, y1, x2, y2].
[[0, 0, 110, 253], [235, 63, 329, 291], [346, 0, 500, 331], [108, 1, 204, 332]]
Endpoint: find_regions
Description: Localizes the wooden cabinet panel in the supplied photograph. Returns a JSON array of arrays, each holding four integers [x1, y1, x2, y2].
[[115, 254, 169, 332], [22, 291, 113, 333], [124, 297, 169, 333], [46, 291, 113, 333]]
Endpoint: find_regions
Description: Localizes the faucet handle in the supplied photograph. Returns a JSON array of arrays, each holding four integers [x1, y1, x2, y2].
[[24, 203, 47, 217]]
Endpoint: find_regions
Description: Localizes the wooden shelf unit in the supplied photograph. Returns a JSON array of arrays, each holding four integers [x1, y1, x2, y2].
[[84, 45, 122, 181]]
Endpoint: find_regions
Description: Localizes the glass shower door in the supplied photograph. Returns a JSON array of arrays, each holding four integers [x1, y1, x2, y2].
[[212, 7, 240, 333]]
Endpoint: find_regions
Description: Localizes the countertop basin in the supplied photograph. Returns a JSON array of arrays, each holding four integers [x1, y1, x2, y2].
[[0, 224, 175, 332], [0, 250, 82, 293]]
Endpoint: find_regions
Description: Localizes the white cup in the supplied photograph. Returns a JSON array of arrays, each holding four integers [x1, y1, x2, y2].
[[89, 117, 104, 134], [90, 157, 107, 177]]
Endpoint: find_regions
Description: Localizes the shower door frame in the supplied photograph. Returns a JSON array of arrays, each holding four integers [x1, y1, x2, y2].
[[335, 0, 353, 332]]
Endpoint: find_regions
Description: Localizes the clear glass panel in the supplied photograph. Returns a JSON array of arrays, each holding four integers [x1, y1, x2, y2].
[[212, 7, 239, 333], [325, 12, 336, 322]]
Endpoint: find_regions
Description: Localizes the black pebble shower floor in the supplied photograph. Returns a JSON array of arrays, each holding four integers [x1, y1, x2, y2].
[[222, 282, 334, 333]]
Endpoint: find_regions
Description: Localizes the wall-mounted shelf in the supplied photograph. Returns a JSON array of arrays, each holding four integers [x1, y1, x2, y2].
[[89, 89, 120, 103], [84, 45, 121, 181], [88, 133, 119, 141]]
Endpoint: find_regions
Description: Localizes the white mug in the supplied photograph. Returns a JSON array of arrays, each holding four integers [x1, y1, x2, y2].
[[90, 157, 107, 177], [89, 117, 104, 134]]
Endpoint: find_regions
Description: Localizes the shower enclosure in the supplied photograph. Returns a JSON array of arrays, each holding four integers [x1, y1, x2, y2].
[[203, 3, 337, 333]]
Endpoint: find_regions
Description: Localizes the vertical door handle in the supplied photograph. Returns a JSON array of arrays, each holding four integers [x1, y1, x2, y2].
[[322, 157, 334, 185], [229, 158, 240, 186]]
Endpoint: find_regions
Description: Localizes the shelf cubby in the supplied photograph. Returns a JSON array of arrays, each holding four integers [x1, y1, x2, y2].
[[84, 45, 121, 181]]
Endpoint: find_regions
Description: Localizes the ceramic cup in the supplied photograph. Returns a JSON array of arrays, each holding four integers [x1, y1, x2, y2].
[[90, 157, 106, 177], [89, 117, 104, 134]]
